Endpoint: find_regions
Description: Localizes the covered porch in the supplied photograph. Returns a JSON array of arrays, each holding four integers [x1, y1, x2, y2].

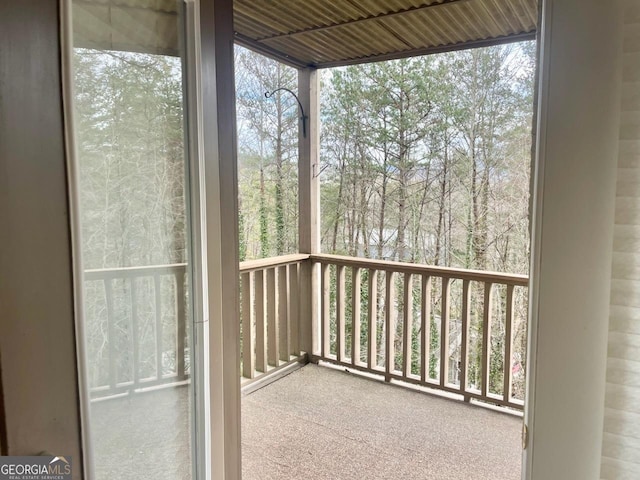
[[0, 0, 628, 478], [79, 0, 535, 478], [86, 250, 528, 478]]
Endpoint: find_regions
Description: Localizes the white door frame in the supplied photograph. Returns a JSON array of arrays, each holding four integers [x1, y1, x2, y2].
[[523, 1, 623, 478], [60, 0, 242, 478]]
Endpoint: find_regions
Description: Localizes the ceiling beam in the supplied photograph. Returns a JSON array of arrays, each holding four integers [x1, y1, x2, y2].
[[235, 29, 536, 70], [234, 32, 311, 69], [254, 0, 469, 42], [314, 30, 536, 69]]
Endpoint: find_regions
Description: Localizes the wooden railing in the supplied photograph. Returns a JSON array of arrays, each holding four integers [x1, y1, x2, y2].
[[86, 254, 528, 410], [84, 264, 190, 399], [311, 254, 529, 410], [239, 254, 309, 387]]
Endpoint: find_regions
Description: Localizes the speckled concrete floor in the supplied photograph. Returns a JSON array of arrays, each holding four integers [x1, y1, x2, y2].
[[242, 364, 522, 480], [90, 385, 193, 479], [90, 364, 522, 479]]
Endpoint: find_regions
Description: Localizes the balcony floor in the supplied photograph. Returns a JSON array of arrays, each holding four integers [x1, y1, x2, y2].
[[242, 364, 522, 480], [90, 364, 522, 479]]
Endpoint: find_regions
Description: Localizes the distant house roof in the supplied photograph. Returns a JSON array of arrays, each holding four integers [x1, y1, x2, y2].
[[73, 0, 538, 67]]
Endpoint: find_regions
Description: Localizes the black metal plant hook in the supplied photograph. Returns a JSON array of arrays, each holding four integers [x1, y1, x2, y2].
[[264, 87, 308, 138]]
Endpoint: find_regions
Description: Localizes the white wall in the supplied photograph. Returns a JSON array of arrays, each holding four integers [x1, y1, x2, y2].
[[526, 1, 623, 479], [601, 2, 640, 478], [0, 1, 84, 477]]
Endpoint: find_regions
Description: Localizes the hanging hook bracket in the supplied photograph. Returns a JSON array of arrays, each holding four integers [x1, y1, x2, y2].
[[265, 87, 308, 138], [313, 163, 329, 178]]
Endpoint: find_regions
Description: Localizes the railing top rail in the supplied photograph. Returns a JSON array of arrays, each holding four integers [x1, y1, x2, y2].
[[84, 263, 188, 280], [311, 253, 529, 286], [240, 253, 310, 273]]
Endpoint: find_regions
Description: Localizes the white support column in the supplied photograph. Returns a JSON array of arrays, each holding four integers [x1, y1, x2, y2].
[[198, 0, 241, 479], [525, 1, 623, 479], [298, 68, 320, 357]]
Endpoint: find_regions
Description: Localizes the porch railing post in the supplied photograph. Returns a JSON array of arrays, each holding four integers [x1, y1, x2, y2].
[[298, 67, 320, 358]]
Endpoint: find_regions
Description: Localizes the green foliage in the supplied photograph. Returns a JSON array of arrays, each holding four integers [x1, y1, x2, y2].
[[259, 185, 269, 258], [233, 43, 534, 401], [74, 49, 187, 269], [73, 41, 534, 404], [316, 45, 534, 397], [74, 49, 191, 389], [236, 47, 299, 260], [238, 209, 247, 262], [275, 182, 285, 255], [320, 44, 535, 276], [429, 317, 440, 380]]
